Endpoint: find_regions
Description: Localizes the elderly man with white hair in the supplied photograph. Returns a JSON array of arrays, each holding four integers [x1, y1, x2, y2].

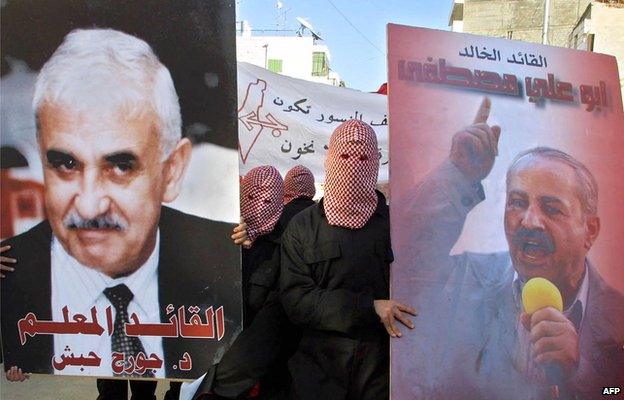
[[1, 28, 240, 399]]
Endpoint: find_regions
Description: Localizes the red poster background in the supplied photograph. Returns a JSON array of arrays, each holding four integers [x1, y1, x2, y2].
[[388, 24, 623, 398]]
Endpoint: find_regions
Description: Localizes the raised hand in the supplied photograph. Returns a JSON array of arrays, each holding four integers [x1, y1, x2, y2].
[[449, 98, 502, 182]]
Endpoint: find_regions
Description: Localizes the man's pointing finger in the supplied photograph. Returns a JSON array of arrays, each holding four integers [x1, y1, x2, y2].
[[473, 97, 491, 124]]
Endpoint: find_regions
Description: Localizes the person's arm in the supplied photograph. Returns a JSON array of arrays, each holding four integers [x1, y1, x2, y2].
[[404, 98, 501, 274], [279, 227, 378, 334], [1, 245, 28, 382], [521, 307, 624, 396], [248, 246, 280, 313], [406, 160, 485, 262], [567, 353, 623, 397], [280, 226, 416, 336]]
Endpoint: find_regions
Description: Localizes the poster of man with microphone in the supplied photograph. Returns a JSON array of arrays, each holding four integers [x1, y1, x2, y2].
[[387, 25, 624, 399]]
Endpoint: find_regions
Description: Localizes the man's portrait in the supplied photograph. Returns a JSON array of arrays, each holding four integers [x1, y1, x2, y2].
[[396, 99, 623, 399], [1, 1, 241, 380], [387, 27, 624, 400]]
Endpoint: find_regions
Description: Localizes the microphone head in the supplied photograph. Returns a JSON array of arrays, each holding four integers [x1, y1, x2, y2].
[[521, 277, 563, 314]]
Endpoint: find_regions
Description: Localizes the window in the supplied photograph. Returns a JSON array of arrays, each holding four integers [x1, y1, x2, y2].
[[267, 59, 282, 73], [312, 52, 328, 76], [587, 34, 594, 52]]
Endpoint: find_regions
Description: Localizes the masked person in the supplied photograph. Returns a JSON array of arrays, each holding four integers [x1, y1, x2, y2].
[[279, 120, 417, 400], [239, 164, 316, 324], [190, 166, 297, 399], [281, 165, 316, 221], [213, 165, 289, 399], [238, 166, 285, 325]]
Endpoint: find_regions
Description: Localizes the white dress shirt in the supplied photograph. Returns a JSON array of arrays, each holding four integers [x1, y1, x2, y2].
[[51, 232, 165, 377]]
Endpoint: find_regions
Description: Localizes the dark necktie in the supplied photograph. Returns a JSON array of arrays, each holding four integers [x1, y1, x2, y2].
[[103, 283, 154, 377]]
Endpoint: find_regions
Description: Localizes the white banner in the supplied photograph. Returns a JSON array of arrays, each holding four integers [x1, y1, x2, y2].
[[237, 62, 389, 184]]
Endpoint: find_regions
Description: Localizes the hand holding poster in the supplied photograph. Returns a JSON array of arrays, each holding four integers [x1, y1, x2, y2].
[[388, 25, 624, 399]]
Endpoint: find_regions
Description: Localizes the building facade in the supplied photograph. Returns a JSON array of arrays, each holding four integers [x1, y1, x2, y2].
[[236, 20, 342, 86], [569, 1, 624, 96], [449, 0, 624, 99]]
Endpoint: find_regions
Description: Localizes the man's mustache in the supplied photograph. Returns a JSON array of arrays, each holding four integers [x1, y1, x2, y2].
[[64, 212, 127, 231], [512, 227, 555, 254]]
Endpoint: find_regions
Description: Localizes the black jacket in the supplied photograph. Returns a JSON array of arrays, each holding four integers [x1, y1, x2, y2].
[[280, 197, 315, 228], [192, 196, 315, 399], [242, 196, 316, 324], [0, 206, 242, 379], [280, 194, 392, 336], [279, 193, 393, 399], [242, 228, 282, 325]]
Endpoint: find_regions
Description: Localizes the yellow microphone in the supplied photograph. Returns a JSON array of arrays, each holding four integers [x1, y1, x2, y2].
[[521, 277, 564, 399], [521, 277, 563, 314]]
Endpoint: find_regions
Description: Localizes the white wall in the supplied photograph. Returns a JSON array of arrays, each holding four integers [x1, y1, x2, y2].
[[236, 34, 340, 86]]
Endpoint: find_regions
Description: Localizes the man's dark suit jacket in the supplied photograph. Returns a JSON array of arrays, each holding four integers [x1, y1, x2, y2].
[[1, 206, 242, 379]]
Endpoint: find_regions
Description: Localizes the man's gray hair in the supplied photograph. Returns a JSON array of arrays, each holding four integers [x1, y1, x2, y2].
[[507, 147, 598, 216], [33, 28, 181, 157]]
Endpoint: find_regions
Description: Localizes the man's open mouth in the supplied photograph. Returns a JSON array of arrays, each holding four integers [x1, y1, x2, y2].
[[513, 228, 555, 261], [521, 240, 550, 259]]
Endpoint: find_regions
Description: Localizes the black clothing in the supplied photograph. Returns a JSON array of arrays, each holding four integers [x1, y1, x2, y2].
[[95, 379, 181, 400], [280, 197, 315, 227], [1, 206, 242, 379], [96, 379, 157, 400], [242, 197, 316, 324], [206, 292, 297, 400], [193, 198, 315, 399], [242, 226, 282, 326], [279, 193, 392, 400]]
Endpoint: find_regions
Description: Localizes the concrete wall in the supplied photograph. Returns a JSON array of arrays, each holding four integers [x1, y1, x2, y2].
[[587, 3, 624, 101], [461, 0, 590, 46], [237, 35, 314, 79], [455, 0, 622, 103]]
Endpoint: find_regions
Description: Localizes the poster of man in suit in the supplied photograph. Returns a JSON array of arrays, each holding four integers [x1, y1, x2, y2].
[[1, 0, 242, 380]]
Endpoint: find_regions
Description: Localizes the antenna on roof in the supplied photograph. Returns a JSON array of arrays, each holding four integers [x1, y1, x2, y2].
[[296, 17, 323, 41], [276, 1, 289, 31]]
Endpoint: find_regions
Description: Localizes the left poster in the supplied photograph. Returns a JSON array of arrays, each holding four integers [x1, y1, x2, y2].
[[0, 0, 242, 380]]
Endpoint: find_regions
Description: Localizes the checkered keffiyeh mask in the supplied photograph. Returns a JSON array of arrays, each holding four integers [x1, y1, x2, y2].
[[283, 165, 316, 205], [323, 120, 379, 229], [240, 166, 284, 248]]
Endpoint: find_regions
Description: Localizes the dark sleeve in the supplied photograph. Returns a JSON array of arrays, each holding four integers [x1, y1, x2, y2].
[[248, 246, 281, 313], [279, 225, 377, 334], [0, 227, 54, 374]]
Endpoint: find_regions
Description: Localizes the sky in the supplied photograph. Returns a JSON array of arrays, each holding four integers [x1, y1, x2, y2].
[[236, 0, 454, 92]]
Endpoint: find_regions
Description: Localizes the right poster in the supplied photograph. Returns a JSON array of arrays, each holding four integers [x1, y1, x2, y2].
[[388, 24, 624, 399]]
